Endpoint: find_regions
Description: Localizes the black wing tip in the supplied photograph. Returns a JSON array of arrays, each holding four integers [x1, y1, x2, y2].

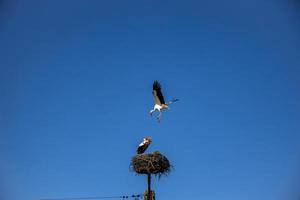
[[153, 80, 161, 90]]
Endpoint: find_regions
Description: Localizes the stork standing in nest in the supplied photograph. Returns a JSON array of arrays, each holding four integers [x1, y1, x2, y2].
[[150, 81, 178, 122], [137, 137, 152, 154]]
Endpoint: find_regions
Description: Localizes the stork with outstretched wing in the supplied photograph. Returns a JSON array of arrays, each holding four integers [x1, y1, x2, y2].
[[149, 81, 178, 122]]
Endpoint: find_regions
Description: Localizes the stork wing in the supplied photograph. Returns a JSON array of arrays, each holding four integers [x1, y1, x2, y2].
[[137, 145, 145, 154], [137, 143, 149, 154], [152, 90, 162, 105], [152, 81, 165, 105]]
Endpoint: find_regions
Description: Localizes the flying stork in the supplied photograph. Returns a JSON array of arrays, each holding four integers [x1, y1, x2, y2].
[[137, 137, 152, 154], [149, 80, 178, 122]]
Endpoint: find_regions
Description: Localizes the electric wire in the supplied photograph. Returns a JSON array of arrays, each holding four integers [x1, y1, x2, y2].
[[40, 194, 142, 200]]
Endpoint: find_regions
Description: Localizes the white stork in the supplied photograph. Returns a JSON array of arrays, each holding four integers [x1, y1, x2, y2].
[[149, 81, 178, 122], [137, 137, 152, 154]]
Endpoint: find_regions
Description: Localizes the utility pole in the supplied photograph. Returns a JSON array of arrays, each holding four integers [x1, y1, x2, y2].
[[142, 173, 155, 200], [147, 174, 152, 200]]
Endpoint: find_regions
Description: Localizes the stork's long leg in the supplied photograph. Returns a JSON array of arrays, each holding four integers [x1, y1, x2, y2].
[[149, 110, 154, 116], [157, 111, 162, 123], [150, 109, 156, 116]]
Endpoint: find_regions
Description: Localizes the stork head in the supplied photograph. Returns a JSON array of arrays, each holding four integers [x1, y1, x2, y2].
[[144, 136, 152, 144]]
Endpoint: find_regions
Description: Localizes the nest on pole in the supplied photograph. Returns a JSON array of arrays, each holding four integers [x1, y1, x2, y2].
[[131, 151, 171, 177]]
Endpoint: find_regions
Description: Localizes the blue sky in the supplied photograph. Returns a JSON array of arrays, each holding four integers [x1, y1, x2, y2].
[[1, 1, 300, 200]]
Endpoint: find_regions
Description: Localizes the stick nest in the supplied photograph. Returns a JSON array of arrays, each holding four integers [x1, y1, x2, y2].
[[130, 151, 171, 177]]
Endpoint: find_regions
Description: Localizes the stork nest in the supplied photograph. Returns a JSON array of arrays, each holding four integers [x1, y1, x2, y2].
[[130, 151, 171, 177]]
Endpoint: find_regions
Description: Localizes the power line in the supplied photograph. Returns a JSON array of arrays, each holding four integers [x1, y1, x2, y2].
[[41, 194, 142, 200]]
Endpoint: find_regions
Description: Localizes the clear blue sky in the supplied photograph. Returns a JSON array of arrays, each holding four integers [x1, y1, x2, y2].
[[1, 1, 300, 200]]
